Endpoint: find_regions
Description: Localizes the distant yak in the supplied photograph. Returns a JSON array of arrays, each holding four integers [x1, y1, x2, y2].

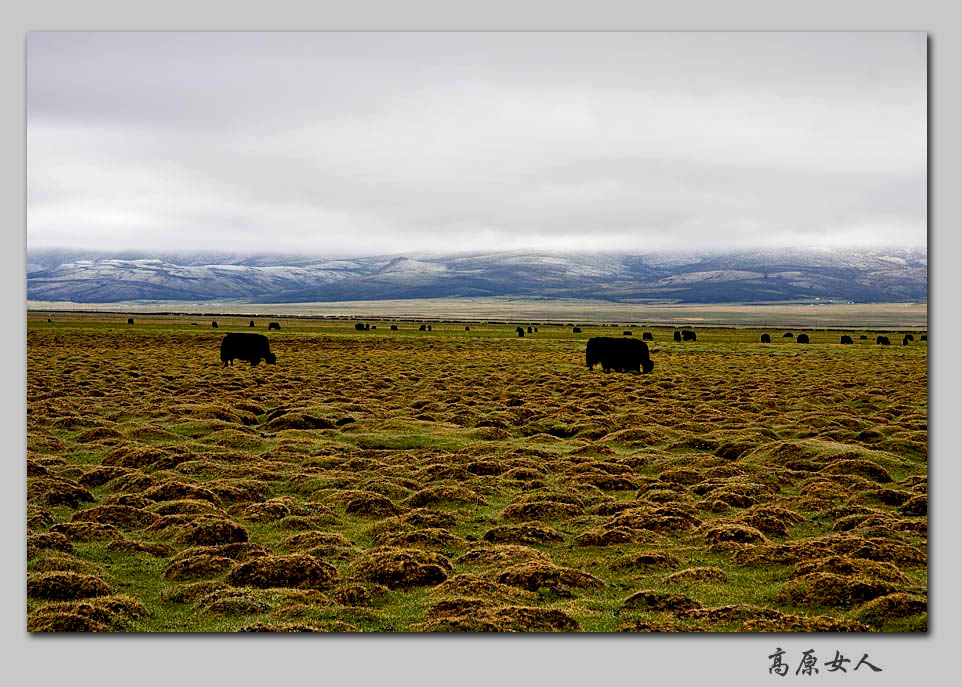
[[573, 327, 582, 333], [127, 318, 134, 325], [797, 333, 810, 344], [220, 333, 276, 367], [516, 326, 525, 338], [464, 326, 470, 331], [371, 325, 376, 330], [840, 335, 853, 344], [760, 334, 771, 343], [682, 330, 696, 342], [390, 325, 399, 331], [921, 334, 927, 341], [268, 322, 281, 331], [642, 332, 653, 341], [783, 332, 794, 338], [623, 331, 632, 336], [859, 335, 868, 340], [249, 320, 255, 328], [905, 334, 914, 341], [534, 327, 538, 333], [418, 324, 426, 331], [877, 336, 890, 345], [673, 331, 682, 342], [212, 321, 219, 329], [902, 335, 910, 345], [355, 323, 367, 331], [527, 326, 533, 334], [586, 337, 654, 374], [427, 325, 432, 331]]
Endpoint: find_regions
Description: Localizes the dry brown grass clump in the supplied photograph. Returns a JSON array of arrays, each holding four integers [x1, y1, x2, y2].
[[740, 615, 871, 632], [142, 480, 222, 506], [483, 522, 563, 545], [790, 555, 909, 584], [227, 554, 339, 590], [351, 547, 452, 589], [429, 574, 539, 603], [27, 532, 73, 558], [420, 601, 581, 632], [344, 493, 403, 517], [701, 522, 769, 546], [172, 516, 249, 546], [456, 545, 550, 569], [900, 494, 927, 516], [27, 572, 111, 601], [775, 572, 898, 608], [621, 589, 701, 613], [497, 561, 604, 595], [236, 621, 359, 632], [499, 501, 584, 521], [28, 595, 148, 632], [853, 593, 927, 628], [163, 554, 235, 581], [734, 504, 805, 538], [70, 505, 160, 529], [50, 522, 124, 542], [148, 499, 226, 516], [28, 477, 94, 509]]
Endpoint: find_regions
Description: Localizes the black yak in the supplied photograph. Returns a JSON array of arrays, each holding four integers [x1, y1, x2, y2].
[[573, 327, 582, 333], [249, 320, 255, 328], [902, 335, 910, 345], [760, 334, 771, 343], [127, 318, 134, 324], [642, 332, 653, 341], [682, 330, 696, 341], [268, 322, 281, 331], [390, 325, 399, 331], [921, 334, 927, 341], [673, 331, 682, 342], [623, 331, 632, 336], [797, 333, 810, 344], [586, 337, 654, 374], [905, 334, 914, 341], [465, 326, 470, 331], [783, 332, 793, 338], [840, 335, 853, 344], [427, 325, 432, 331], [212, 321, 219, 329], [355, 323, 366, 331], [371, 325, 376, 330], [418, 324, 426, 331], [877, 336, 890, 345], [534, 327, 538, 332], [220, 333, 276, 367], [860, 335, 868, 340], [516, 326, 525, 338], [527, 326, 533, 334]]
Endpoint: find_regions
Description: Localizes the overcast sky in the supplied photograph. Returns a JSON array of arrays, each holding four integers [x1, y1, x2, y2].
[[27, 32, 926, 257]]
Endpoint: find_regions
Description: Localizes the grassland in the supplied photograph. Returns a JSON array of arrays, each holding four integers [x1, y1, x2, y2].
[[26, 314, 927, 632]]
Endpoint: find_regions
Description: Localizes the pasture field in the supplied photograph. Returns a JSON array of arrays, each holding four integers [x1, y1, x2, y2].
[[26, 314, 927, 632]]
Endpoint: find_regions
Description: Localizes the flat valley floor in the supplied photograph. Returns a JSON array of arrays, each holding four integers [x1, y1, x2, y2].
[[26, 315, 927, 632]]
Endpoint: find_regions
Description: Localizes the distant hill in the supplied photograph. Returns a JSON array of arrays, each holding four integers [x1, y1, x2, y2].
[[26, 247, 927, 304]]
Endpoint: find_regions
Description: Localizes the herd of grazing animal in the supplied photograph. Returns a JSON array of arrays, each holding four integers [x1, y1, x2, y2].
[[110, 317, 924, 372]]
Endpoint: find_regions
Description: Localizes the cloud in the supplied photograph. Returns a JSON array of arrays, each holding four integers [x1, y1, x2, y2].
[[27, 32, 927, 255]]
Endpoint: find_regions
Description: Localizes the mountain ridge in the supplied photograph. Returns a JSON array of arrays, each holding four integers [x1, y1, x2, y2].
[[26, 247, 927, 305]]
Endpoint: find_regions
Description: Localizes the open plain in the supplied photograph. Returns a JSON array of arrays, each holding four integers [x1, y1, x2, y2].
[[26, 313, 927, 632]]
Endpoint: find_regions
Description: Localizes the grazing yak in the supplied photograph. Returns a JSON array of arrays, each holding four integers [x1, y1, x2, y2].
[[760, 334, 771, 343], [840, 335, 854, 344], [371, 325, 377, 330], [464, 326, 470, 331], [47, 318, 52, 323], [127, 318, 134, 325], [673, 331, 682, 342], [902, 335, 910, 345], [783, 332, 793, 338], [623, 330, 632, 336], [268, 322, 281, 331], [877, 336, 890, 345], [418, 324, 426, 331], [427, 325, 432, 331], [534, 327, 539, 332], [249, 320, 255, 328], [211, 321, 219, 329], [390, 325, 399, 331], [797, 333, 810, 343], [921, 334, 927, 341], [586, 337, 654, 374], [527, 326, 533, 334], [905, 334, 914, 341], [859, 335, 868, 340], [516, 327, 525, 338], [220, 333, 276, 367], [573, 327, 582, 333], [642, 332, 653, 341], [355, 323, 367, 331], [682, 330, 696, 342]]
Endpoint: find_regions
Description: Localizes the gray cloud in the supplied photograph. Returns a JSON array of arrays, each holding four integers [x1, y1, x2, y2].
[[27, 32, 926, 255]]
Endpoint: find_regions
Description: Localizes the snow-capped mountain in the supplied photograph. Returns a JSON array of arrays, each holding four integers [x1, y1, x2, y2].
[[26, 247, 927, 304]]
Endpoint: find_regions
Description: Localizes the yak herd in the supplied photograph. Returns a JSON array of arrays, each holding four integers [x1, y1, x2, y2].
[[207, 321, 923, 374]]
